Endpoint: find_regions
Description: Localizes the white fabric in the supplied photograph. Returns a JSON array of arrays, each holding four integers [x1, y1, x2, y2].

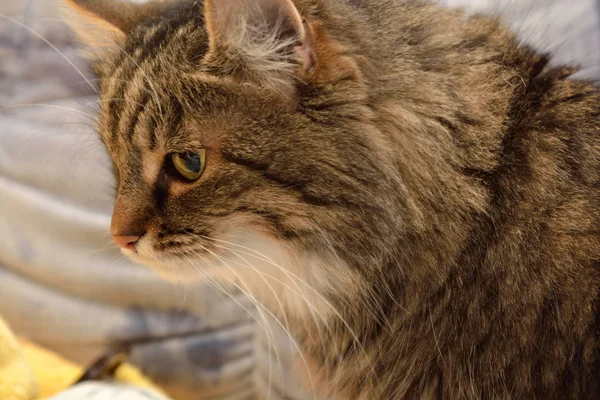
[[0, 0, 598, 399], [440, 0, 600, 81], [49, 382, 173, 400]]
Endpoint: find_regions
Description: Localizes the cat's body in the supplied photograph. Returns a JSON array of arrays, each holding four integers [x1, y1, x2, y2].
[[63, 0, 600, 398]]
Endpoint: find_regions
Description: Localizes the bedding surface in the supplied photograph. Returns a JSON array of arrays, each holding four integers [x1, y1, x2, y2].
[[1, 0, 598, 399]]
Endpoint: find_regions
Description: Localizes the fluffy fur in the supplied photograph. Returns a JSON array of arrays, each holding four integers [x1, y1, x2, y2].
[[63, 0, 600, 398]]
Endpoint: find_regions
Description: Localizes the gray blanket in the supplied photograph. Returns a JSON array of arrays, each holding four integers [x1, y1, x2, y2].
[[0, 2, 306, 399], [1, 0, 598, 399]]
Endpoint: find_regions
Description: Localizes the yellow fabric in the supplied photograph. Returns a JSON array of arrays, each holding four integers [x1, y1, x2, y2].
[[0, 317, 38, 400], [0, 317, 165, 399]]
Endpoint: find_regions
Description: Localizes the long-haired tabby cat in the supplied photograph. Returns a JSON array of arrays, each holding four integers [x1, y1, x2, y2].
[[62, 0, 600, 398]]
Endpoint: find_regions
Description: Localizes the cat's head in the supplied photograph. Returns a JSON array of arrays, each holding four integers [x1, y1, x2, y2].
[[64, 0, 402, 313]]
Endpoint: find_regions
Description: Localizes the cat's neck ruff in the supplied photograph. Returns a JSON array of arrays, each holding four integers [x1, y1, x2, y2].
[[130, 227, 358, 324]]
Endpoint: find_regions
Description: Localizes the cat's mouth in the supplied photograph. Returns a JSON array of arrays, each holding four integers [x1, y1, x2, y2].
[[117, 235, 222, 282], [116, 228, 284, 285], [116, 228, 357, 322]]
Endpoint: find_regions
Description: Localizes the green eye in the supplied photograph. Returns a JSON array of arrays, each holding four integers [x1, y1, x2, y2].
[[171, 150, 206, 181]]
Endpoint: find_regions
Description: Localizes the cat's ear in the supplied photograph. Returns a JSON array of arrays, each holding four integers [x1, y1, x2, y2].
[[203, 0, 316, 77], [61, 0, 165, 52]]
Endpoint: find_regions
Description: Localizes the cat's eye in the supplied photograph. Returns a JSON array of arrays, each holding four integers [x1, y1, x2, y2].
[[170, 150, 206, 181]]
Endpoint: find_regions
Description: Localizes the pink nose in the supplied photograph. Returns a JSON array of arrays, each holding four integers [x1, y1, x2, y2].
[[112, 235, 140, 251]]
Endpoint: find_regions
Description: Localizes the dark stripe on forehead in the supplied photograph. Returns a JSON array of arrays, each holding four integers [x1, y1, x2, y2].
[[147, 110, 159, 150], [101, 1, 207, 138], [142, 93, 177, 151], [110, 18, 201, 144], [118, 160, 143, 199], [164, 97, 185, 140], [105, 57, 133, 141], [127, 143, 144, 180], [125, 90, 152, 140], [107, 22, 172, 142]]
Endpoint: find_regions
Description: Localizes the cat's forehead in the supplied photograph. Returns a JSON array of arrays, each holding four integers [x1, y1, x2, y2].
[[126, 1, 207, 59], [93, 7, 297, 162], [97, 58, 290, 168]]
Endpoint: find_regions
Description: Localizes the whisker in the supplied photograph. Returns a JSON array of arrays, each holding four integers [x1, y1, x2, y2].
[[202, 235, 365, 348], [213, 244, 330, 326], [200, 255, 317, 400], [199, 234, 379, 386], [4, 130, 98, 154], [0, 13, 97, 93], [80, 238, 117, 257], [177, 280, 188, 313], [188, 250, 280, 399], [0, 103, 96, 119], [209, 247, 300, 395], [100, 97, 149, 109], [46, 138, 99, 168], [224, 246, 332, 389], [204, 275, 277, 399]]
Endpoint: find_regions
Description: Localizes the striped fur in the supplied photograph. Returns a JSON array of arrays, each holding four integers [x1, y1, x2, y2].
[[64, 0, 600, 398]]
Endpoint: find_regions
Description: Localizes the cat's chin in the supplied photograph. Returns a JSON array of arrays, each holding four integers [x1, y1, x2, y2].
[[119, 231, 360, 321], [122, 248, 221, 284], [123, 250, 182, 281]]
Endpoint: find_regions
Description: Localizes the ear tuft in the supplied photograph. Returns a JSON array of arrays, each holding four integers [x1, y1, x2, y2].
[[203, 0, 316, 85]]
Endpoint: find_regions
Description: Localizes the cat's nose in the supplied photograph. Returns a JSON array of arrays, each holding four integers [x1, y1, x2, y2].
[[112, 235, 140, 251]]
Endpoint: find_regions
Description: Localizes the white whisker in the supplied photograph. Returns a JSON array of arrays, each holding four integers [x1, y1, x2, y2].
[[0, 103, 96, 119], [200, 235, 368, 360], [198, 248, 281, 399], [185, 251, 281, 400], [0, 14, 97, 93]]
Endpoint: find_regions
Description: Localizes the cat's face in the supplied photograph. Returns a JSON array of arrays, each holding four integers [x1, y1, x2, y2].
[[65, 0, 400, 312]]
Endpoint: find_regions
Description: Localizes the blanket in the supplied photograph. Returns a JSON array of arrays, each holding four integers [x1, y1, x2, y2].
[[0, 316, 165, 400]]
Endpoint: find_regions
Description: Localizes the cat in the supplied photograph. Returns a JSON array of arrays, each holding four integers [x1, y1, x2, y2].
[[62, 0, 600, 398]]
